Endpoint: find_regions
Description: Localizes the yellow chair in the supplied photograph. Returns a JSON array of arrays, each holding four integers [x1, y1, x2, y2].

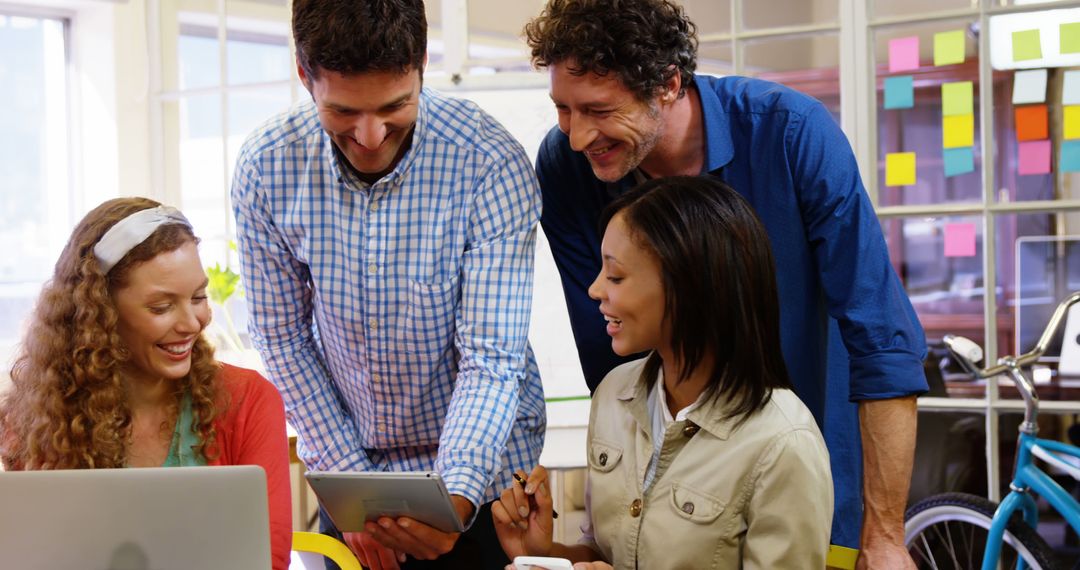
[[826, 544, 858, 570], [291, 531, 364, 570]]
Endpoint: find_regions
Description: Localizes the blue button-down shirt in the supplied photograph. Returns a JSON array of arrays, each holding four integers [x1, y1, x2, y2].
[[537, 74, 928, 547], [232, 88, 546, 508]]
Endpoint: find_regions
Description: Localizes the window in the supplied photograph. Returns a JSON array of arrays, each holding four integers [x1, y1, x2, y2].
[[0, 12, 71, 347]]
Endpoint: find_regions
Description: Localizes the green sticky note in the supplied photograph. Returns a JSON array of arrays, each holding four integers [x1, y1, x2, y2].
[[1013, 29, 1042, 62], [934, 30, 965, 66], [1062, 23, 1080, 54], [942, 82, 973, 117]]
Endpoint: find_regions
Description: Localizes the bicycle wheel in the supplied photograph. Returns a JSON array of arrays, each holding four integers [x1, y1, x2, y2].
[[905, 492, 1060, 570]]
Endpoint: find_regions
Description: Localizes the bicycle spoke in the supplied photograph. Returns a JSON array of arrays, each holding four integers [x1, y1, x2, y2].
[[918, 532, 942, 570]]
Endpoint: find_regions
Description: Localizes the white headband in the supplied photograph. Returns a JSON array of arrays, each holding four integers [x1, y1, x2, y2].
[[93, 206, 193, 273]]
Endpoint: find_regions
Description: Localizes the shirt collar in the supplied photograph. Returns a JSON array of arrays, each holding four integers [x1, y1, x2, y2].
[[692, 75, 734, 174]]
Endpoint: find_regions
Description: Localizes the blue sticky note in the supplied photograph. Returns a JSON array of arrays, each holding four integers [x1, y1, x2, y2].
[[884, 75, 914, 110], [1062, 140, 1080, 173], [944, 147, 975, 177]]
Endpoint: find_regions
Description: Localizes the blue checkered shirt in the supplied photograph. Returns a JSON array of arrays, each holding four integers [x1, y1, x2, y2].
[[231, 88, 546, 508]]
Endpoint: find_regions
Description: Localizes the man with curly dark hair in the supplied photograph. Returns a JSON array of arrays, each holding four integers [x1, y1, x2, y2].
[[524, 0, 927, 567], [232, 1, 545, 569]]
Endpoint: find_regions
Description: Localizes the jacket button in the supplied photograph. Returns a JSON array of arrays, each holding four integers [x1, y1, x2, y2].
[[683, 422, 700, 438], [681, 501, 695, 515], [630, 498, 642, 517], [598, 452, 608, 466]]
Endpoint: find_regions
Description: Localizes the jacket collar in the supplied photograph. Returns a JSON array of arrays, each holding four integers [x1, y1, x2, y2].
[[615, 362, 739, 441]]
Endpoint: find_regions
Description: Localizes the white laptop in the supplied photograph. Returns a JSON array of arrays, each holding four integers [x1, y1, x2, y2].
[[0, 465, 271, 570]]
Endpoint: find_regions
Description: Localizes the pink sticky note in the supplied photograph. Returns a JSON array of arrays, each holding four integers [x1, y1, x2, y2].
[[1018, 140, 1051, 175], [890, 36, 920, 72], [944, 223, 977, 257]]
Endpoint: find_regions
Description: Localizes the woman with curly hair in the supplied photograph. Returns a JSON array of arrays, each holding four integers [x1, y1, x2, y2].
[[0, 197, 292, 570]]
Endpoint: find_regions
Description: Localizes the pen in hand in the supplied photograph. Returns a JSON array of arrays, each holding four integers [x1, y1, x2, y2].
[[512, 472, 559, 519]]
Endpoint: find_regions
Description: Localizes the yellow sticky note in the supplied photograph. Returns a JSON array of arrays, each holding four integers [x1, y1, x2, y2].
[[885, 152, 916, 187], [934, 30, 966, 66], [1063, 23, 1080, 54], [1066, 106, 1080, 140], [942, 82, 973, 116], [1013, 29, 1042, 62], [943, 114, 975, 148]]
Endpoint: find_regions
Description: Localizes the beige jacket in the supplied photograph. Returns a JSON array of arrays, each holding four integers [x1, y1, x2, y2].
[[581, 359, 833, 569]]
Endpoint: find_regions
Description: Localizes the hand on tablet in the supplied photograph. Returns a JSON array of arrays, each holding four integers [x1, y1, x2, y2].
[[492, 466, 555, 559], [342, 531, 405, 570], [362, 494, 472, 563]]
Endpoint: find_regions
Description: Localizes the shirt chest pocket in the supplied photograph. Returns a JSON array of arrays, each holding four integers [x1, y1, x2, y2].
[[669, 483, 725, 524], [399, 277, 459, 355]]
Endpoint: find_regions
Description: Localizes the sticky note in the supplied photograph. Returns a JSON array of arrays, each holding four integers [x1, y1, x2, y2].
[[889, 36, 920, 72], [884, 76, 914, 109], [944, 147, 975, 177], [885, 152, 916, 186], [1013, 69, 1047, 105], [944, 223, 976, 257], [1066, 106, 1080, 140], [1015, 105, 1048, 142], [934, 30, 966, 66], [1062, 140, 1080, 172], [1066, 71, 1080, 105], [1018, 140, 1051, 175], [1013, 29, 1042, 62], [942, 82, 973, 116], [943, 114, 975, 149], [1062, 23, 1080, 54]]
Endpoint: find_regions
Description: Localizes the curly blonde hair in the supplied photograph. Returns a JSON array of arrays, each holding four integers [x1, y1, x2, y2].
[[0, 197, 223, 470]]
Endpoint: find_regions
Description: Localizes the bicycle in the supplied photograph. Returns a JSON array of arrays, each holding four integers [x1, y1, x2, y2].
[[903, 291, 1080, 570]]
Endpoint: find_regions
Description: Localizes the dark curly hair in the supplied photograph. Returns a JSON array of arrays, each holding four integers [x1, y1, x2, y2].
[[524, 0, 698, 101], [0, 197, 223, 470], [293, 0, 427, 80]]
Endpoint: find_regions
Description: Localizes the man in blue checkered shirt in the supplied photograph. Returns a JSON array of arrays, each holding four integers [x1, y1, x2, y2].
[[230, 1, 545, 568]]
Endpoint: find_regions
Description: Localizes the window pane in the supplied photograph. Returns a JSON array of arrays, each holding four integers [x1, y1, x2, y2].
[[684, 0, 731, 36], [172, 93, 227, 265], [998, 212, 1076, 360], [872, 0, 974, 20], [463, 0, 533, 72], [226, 0, 291, 85], [882, 215, 986, 349], [743, 0, 836, 31], [874, 21, 981, 207], [0, 14, 69, 345], [699, 41, 734, 77]]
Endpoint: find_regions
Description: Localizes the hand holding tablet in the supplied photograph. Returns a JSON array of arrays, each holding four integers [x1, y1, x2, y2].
[[305, 471, 466, 534]]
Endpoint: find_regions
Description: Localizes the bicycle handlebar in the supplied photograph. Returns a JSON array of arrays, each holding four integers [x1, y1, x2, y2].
[[944, 290, 1080, 435], [960, 290, 1080, 379]]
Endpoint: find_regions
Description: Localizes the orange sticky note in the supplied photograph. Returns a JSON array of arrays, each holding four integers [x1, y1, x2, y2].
[[1066, 106, 1080, 140], [1015, 105, 1048, 142]]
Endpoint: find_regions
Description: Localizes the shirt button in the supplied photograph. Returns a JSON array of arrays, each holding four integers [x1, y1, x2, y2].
[[681, 502, 695, 515], [376, 423, 386, 433], [629, 498, 642, 518], [367, 263, 378, 274], [368, 318, 378, 330], [598, 452, 608, 466], [370, 201, 379, 211], [372, 374, 381, 383], [683, 422, 700, 438]]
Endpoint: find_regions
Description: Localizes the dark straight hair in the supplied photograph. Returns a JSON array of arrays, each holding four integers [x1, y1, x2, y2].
[[599, 175, 792, 421]]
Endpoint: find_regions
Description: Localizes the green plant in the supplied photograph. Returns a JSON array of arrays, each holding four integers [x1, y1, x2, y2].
[[205, 242, 246, 352]]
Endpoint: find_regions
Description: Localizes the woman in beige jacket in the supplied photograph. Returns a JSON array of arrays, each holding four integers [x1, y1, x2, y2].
[[493, 175, 834, 569]]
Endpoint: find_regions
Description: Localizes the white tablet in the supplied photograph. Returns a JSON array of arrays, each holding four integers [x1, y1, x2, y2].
[[305, 471, 465, 533]]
